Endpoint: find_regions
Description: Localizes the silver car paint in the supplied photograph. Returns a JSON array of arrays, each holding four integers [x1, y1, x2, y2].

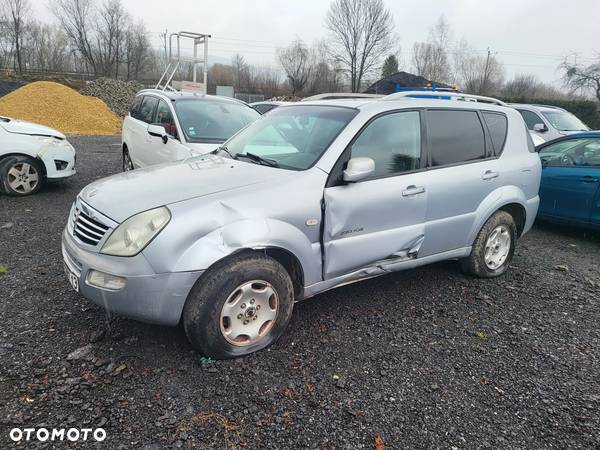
[[510, 103, 589, 142], [63, 98, 541, 326]]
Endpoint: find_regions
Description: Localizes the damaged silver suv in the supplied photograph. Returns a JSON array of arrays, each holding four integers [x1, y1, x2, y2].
[[62, 93, 541, 359]]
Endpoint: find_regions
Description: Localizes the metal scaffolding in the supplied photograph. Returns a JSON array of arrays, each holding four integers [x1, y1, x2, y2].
[[156, 31, 211, 92]]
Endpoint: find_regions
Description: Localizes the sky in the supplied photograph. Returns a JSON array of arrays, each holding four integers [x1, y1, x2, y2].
[[33, 0, 600, 87]]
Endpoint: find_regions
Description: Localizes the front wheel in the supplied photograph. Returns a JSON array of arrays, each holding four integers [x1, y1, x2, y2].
[[183, 252, 294, 359], [460, 210, 517, 278], [0, 155, 44, 196]]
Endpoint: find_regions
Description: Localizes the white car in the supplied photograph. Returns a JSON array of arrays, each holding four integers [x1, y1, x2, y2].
[[121, 90, 260, 171], [0, 116, 76, 196]]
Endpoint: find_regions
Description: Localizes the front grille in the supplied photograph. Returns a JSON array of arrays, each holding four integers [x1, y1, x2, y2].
[[71, 206, 109, 246]]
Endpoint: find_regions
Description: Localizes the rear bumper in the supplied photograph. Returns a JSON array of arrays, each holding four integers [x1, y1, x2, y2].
[[523, 195, 540, 235], [62, 228, 203, 326]]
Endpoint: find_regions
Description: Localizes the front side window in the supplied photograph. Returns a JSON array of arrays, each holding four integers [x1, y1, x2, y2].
[[350, 111, 421, 178], [428, 110, 486, 167], [225, 105, 358, 170], [155, 100, 178, 139], [138, 96, 159, 124], [539, 138, 600, 167], [541, 111, 589, 132], [174, 99, 259, 143], [518, 110, 544, 130]]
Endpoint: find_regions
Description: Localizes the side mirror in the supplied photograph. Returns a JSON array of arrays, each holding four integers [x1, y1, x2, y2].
[[148, 124, 168, 144], [533, 123, 548, 132], [343, 157, 375, 183]]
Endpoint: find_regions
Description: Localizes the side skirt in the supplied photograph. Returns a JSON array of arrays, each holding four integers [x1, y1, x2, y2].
[[299, 246, 472, 301]]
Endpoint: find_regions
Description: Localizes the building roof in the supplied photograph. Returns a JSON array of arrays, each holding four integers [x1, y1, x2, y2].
[[363, 71, 454, 95]]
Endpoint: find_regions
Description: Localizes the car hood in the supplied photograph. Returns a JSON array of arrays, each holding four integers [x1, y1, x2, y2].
[[80, 155, 293, 223], [187, 142, 221, 154], [0, 117, 66, 139]]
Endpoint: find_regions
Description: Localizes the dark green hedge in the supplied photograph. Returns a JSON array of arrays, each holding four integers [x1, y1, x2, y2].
[[498, 96, 600, 130]]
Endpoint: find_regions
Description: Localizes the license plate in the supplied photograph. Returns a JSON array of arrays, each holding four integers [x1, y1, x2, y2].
[[64, 264, 79, 292]]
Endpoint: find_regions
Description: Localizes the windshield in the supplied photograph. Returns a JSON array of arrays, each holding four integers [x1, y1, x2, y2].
[[174, 99, 259, 143], [223, 105, 358, 170], [541, 111, 589, 132]]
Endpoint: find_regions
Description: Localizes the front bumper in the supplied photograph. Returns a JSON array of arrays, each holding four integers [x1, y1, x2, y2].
[[61, 228, 203, 326], [39, 139, 76, 179]]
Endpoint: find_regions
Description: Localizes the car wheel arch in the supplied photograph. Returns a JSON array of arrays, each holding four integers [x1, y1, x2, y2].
[[0, 152, 47, 177]]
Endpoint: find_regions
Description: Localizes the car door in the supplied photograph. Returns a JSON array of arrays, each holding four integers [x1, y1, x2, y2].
[[146, 99, 192, 163], [322, 110, 428, 279], [131, 95, 159, 167], [417, 109, 501, 257], [538, 137, 600, 225], [517, 109, 549, 139]]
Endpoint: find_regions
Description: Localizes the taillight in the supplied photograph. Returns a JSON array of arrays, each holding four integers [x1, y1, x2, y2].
[[123, 111, 129, 119]]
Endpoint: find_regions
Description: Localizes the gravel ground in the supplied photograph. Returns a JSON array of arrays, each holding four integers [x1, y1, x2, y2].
[[1, 136, 599, 449]]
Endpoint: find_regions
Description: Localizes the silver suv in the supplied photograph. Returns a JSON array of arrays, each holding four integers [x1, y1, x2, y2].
[[510, 103, 590, 143], [62, 93, 541, 359]]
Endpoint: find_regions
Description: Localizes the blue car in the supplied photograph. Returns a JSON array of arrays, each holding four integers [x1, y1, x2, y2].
[[537, 132, 600, 229]]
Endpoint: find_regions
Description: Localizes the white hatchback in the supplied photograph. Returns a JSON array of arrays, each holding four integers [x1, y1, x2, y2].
[[0, 116, 76, 196], [121, 89, 259, 171]]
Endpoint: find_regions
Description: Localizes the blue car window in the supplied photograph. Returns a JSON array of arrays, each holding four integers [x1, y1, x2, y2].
[[539, 138, 600, 167]]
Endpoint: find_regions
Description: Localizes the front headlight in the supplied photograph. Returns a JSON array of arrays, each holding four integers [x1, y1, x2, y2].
[[101, 207, 171, 257]]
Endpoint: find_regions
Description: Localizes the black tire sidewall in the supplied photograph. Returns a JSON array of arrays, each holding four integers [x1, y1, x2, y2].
[[0, 155, 44, 196], [183, 253, 294, 359], [473, 211, 517, 277], [123, 150, 133, 171]]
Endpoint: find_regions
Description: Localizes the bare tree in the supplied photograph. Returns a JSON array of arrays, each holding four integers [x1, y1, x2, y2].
[[326, 0, 395, 92], [454, 40, 504, 95], [277, 39, 312, 96], [51, 0, 97, 73], [232, 53, 250, 92], [2, 0, 31, 73], [561, 56, 600, 101], [123, 20, 150, 80], [412, 16, 452, 83], [502, 74, 539, 98]]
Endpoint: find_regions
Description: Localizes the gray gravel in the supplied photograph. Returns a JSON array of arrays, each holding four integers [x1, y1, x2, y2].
[[1, 136, 600, 449]]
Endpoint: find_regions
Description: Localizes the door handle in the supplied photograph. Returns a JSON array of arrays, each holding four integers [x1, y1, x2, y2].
[[402, 185, 426, 196], [580, 176, 599, 183], [482, 170, 499, 180]]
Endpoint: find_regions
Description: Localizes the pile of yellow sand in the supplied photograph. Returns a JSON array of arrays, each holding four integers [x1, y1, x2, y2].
[[0, 81, 121, 135]]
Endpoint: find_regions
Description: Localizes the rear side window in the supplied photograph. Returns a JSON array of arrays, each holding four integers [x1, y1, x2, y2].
[[130, 96, 143, 120], [517, 109, 544, 130], [482, 112, 508, 155], [427, 110, 486, 167], [138, 96, 159, 124]]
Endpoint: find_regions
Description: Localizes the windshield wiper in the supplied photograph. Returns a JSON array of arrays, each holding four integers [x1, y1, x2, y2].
[[211, 145, 236, 159], [237, 152, 279, 168]]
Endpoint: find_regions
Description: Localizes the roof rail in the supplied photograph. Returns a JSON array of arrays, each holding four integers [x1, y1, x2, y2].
[[301, 93, 384, 101], [383, 91, 506, 106], [529, 104, 567, 111]]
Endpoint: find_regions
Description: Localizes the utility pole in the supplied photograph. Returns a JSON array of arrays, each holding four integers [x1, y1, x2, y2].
[[481, 47, 491, 95]]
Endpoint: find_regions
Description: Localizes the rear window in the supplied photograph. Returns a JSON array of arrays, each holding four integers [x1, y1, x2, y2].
[[130, 95, 143, 119], [482, 112, 508, 155], [427, 110, 487, 167]]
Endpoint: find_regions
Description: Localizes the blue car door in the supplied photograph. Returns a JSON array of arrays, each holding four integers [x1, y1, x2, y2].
[[539, 137, 600, 225]]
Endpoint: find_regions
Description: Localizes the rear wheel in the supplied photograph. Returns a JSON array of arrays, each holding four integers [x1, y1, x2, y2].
[[0, 155, 44, 196], [460, 210, 517, 278], [123, 149, 134, 171], [183, 252, 295, 359]]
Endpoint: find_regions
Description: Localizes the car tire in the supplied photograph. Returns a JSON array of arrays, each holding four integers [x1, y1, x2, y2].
[[123, 149, 134, 172], [0, 155, 44, 196], [183, 252, 295, 359], [460, 210, 517, 278]]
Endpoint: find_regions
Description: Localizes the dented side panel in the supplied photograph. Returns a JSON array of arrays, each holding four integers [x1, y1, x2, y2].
[[323, 173, 428, 279]]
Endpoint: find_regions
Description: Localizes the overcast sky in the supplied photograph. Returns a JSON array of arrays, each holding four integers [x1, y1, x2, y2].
[[36, 0, 599, 86]]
